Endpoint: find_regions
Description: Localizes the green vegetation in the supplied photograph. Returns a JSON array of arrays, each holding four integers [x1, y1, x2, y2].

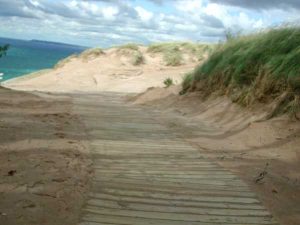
[[55, 48, 104, 68], [164, 47, 182, 66], [182, 27, 300, 118], [147, 42, 178, 53], [181, 72, 194, 94], [132, 51, 145, 66], [80, 48, 104, 61], [0, 44, 9, 58], [163, 78, 174, 88], [117, 43, 145, 66], [118, 43, 139, 51], [148, 43, 183, 66], [147, 42, 214, 66]]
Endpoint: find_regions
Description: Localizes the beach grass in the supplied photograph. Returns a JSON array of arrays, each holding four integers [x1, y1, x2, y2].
[[118, 43, 140, 51], [147, 42, 213, 66], [163, 47, 183, 66], [80, 48, 104, 61], [132, 51, 145, 65], [181, 72, 194, 94], [182, 26, 300, 117], [164, 77, 174, 87]]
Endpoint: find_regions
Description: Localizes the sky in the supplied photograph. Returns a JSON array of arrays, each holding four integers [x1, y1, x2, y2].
[[0, 0, 299, 47]]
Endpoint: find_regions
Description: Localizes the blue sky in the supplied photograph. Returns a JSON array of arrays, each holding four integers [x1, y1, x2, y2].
[[0, 0, 299, 47]]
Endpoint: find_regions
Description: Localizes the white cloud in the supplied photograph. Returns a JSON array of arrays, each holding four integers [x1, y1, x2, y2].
[[101, 6, 119, 20], [204, 3, 268, 32], [0, 0, 299, 47], [29, 0, 40, 7], [175, 0, 204, 12], [135, 6, 153, 22]]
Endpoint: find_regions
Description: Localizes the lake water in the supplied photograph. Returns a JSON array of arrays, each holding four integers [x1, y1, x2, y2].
[[0, 37, 86, 81]]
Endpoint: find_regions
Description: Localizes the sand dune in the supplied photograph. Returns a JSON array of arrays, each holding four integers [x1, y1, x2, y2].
[[3, 46, 204, 93], [2, 43, 299, 225]]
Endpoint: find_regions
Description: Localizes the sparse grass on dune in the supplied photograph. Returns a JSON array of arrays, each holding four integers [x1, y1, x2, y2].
[[55, 48, 104, 68], [147, 42, 214, 66], [148, 43, 183, 66], [118, 43, 140, 51], [115, 43, 146, 66], [183, 27, 300, 118], [132, 51, 145, 65], [54, 41, 211, 69], [80, 48, 104, 61], [163, 47, 183, 66]]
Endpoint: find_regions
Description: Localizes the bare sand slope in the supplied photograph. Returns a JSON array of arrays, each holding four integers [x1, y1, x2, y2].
[[0, 87, 92, 225], [130, 87, 300, 225], [3, 47, 199, 93]]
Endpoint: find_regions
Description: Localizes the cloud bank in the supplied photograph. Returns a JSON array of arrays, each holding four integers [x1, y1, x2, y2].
[[0, 0, 299, 47]]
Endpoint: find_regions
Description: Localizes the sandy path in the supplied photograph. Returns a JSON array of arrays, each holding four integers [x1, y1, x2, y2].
[[72, 92, 278, 225]]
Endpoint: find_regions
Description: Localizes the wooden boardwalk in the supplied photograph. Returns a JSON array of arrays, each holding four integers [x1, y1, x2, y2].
[[73, 92, 279, 225]]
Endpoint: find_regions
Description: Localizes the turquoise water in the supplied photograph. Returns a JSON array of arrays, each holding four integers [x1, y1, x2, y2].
[[0, 37, 86, 81]]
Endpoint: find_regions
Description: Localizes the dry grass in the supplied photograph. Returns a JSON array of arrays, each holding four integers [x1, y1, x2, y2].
[[118, 43, 139, 51], [163, 47, 182, 66], [147, 42, 214, 66], [79, 48, 104, 61]]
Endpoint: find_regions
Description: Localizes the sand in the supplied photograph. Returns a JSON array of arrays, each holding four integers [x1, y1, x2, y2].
[[0, 87, 92, 225], [3, 47, 198, 93], [1, 46, 202, 225], [1, 46, 299, 225], [130, 86, 300, 225]]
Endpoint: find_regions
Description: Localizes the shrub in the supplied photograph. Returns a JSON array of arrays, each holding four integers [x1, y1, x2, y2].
[[163, 78, 174, 88], [0, 44, 9, 58]]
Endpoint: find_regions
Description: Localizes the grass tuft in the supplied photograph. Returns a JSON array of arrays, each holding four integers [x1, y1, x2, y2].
[[164, 47, 182, 66], [80, 48, 104, 61], [181, 72, 194, 94], [163, 78, 174, 88], [132, 51, 145, 65]]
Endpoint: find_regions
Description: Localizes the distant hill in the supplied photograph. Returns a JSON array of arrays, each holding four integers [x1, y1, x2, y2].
[[0, 37, 87, 49], [30, 39, 87, 49]]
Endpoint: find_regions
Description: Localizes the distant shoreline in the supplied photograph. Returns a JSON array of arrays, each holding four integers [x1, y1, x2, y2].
[[0, 36, 88, 49], [1, 69, 51, 85], [0, 37, 86, 81]]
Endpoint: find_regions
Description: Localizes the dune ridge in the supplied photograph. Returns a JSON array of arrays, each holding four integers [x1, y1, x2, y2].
[[3, 42, 212, 93]]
